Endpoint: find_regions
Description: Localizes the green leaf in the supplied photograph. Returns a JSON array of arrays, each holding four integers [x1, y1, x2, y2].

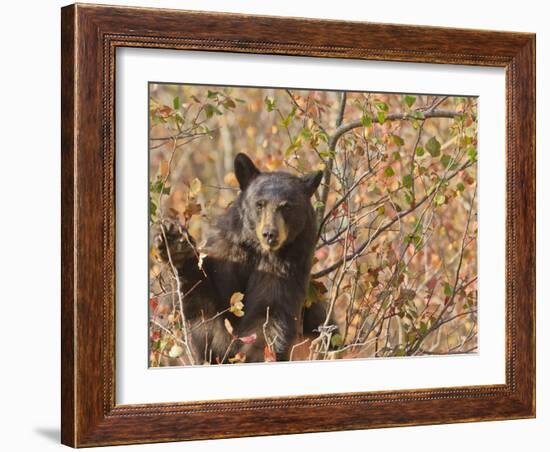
[[361, 114, 372, 127], [392, 134, 405, 146], [434, 192, 446, 206], [318, 130, 329, 143], [149, 198, 157, 222], [377, 205, 385, 215], [426, 137, 441, 157], [394, 347, 406, 357], [200, 124, 213, 138], [407, 332, 418, 344], [420, 321, 428, 335], [403, 174, 413, 189], [305, 280, 328, 308], [456, 182, 465, 192], [284, 137, 302, 157], [417, 165, 428, 175], [405, 234, 421, 247], [207, 90, 219, 99], [467, 146, 478, 162], [281, 106, 297, 127], [392, 151, 401, 161], [319, 149, 336, 159], [377, 111, 386, 124], [331, 334, 344, 348], [313, 200, 324, 210], [222, 98, 236, 109], [444, 282, 453, 297], [415, 146, 425, 157], [384, 166, 395, 177], [172, 96, 180, 110], [404, 95, 416, 108], [376, 102, 389, 112], [264, 96, 276, 112], [205, 104, 222, 118], [301, 127, 312, 140], [150, 178, 165, 194], [441, 154, 452, 168], [454, 113, 467, 124]]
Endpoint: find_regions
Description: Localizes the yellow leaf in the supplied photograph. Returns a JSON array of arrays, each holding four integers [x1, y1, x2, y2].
[[230, 301, 245, 317], [224, 318, 234, 336], [229, 292, 244, 306], [265, 157, 283, 171], [168, 344, 183, 358], [190, 178, 202, 196], [160, 160, 169, 177], [223, 172, 239, 187], [197, 252, 208, 270], [150, 246, 160, 261], [228, 352, 247, 364]]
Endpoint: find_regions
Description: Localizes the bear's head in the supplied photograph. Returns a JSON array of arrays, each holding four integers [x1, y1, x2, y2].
[[234, 153, 323, 253]]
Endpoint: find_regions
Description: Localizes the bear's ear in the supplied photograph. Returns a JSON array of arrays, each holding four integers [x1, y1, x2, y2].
[[301, 171, 323, 198], [234, 153, 260, 190]]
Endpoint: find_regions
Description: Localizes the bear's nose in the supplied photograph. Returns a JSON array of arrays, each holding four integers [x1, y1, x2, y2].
[[262, 228, 278, 245]]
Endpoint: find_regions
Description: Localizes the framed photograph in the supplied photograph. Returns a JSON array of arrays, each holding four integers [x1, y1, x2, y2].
[[61, 3, 536, 447]]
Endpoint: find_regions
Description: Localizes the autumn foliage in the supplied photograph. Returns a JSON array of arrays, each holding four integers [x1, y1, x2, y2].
[[148, 83, 478, 366]]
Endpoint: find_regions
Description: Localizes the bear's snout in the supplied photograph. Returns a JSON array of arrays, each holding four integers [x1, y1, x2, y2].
[[262, 227, 279, 246], [254, 204, 289, 252]]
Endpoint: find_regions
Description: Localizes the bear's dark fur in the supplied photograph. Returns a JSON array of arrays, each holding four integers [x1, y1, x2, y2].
[[155, 153, 330, 363]]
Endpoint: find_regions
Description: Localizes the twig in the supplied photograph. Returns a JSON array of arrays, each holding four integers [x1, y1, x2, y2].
[[312, 159, 475, 278], [330, 109, 467, 150], [316, 92, 347, 224], [408, 186, 477, 355], [190, 308, 230, 332], [289, 338, 310, 361], [159, 223, 195, 365]]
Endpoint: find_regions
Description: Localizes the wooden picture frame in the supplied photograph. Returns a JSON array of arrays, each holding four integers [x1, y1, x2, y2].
[[61, 3, 536, 447]]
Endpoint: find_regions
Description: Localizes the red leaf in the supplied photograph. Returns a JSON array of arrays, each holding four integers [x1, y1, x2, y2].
[[156, 105, 174, 118], [264, 346, 277, 362], [426, 277, 437, 291], [239, 333, 257, 344], [149, 297, 159, 311]]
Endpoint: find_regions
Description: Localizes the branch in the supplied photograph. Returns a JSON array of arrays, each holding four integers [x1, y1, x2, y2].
[[407, 186, 477, 355], [285, 89, 328, 137], [331, 109, 465, 152], [311, 159, 474, 279], [417, 345, 478, 355], [317, 167, 375, 237], [316, 92, 347, 224], [159, 223, 196, 365]]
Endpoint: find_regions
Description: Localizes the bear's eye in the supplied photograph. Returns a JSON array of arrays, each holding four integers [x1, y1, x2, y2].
[[279, 201, 290, 211]]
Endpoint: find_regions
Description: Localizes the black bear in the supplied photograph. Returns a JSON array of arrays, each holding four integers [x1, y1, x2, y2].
[[155, 153, 330, 363]]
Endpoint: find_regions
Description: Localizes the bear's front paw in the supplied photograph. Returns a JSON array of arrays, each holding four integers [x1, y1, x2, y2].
[[153, 220, 196, 265]]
